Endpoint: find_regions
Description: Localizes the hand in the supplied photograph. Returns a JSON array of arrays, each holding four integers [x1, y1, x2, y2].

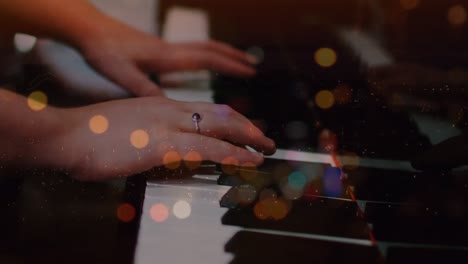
[[411, 133, 468, 171], [79, 19, 257, 97], [45, 97, 275, 180]]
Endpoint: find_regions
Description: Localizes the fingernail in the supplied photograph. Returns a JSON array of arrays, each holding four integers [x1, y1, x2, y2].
[[254, 151, 264, 161], [269, 140, 276, 150]]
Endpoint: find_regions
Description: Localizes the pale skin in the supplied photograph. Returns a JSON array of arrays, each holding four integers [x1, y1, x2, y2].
[[0, 0, 257, 96], [0, 88, 276, 181], [0, 1, 275, 180]]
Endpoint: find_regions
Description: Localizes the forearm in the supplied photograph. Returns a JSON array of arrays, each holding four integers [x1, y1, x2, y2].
[[0, 88, 67, 169], [0, 0, 115, 48]]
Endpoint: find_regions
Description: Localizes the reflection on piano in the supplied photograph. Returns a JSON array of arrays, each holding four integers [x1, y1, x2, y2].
[[212, 25, 432, 160], [218, 158, 468, 263]]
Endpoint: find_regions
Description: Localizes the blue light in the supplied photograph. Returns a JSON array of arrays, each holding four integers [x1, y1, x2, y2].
[[323, 167, 343, 197], [288, 171, 307, 190]]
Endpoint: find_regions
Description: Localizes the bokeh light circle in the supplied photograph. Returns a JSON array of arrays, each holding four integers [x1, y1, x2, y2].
[[163, 151, 182, 170], [315, 90, 335, 109], [89, 115, 109, 134], [323, 167, 344, 197], [221, 156, 239, 175], [14, 33, 37, 53], [254, 198, 289, 220], [400, 0, 420, 10], [318, 129, 338, 153], [183, 150, 202, 170], [172, 200, 191, 219], [448, 5, 467, 26], [314, 47, 337, 68], [150, 203, 169, 223], [288, 171, 307, 191], [27, 91, 48, 111], [130, 130, 149, 149], [239, 162, 258, 181], [254, 200, 269, 220], [270, 199, 289, 220]]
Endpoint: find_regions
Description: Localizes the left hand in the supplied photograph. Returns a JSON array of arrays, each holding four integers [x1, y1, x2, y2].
[[78, 19, 257, 97]]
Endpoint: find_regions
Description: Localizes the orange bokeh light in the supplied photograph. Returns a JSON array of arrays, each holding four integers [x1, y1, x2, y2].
[[253, 198, 289, 220], [89, 115, 109, 134], [318, 129, 338, 153], [183, 151, 202, 170], [27, 91, 47, 111], [130, 130, 150, 149], [150, 203, 169, 223], [254, 200, 269, 220], [448, 5, 467, 26], [315, 90, 335, 109], [314, 47, 337, 68], [239, 162, 258, 181], [221, 156, 239, 175], [163, 151, 182, 170], [400, 0, 420, 10], [270, 199, 289, 220]]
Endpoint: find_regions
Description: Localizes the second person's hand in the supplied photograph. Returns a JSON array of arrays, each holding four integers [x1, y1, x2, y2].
[[78, 18, 257, 97]]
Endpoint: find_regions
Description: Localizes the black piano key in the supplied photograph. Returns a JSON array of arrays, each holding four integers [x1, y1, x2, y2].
[[222, 197, 370, 240], [343, 166, 468, 203], [225, 231, 382, 264], [386, 247, 468, 264], [366, 202, 468, 246], [217, 173, 245, 187], [220, 184, 258, 209]]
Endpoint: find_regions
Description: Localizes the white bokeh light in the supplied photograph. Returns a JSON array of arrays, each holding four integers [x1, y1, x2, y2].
[[14, 33, 37, 53], [172, 200, 191, 219]]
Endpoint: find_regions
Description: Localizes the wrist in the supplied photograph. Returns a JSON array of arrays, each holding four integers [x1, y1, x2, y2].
[[3, 100, 77, 172], [20, 107, 72, 169], [72, 12, 133, 53]]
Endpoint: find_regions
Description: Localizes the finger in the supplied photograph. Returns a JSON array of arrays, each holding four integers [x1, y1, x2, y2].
[[182, 40, 257, 65], [90, 56, 164, 97], [411, 134, 468, 170], [207, 40, 258, 64], [174, 103, 276, 154], [171, 133, 265, 166], [151, 48, 256, 77], [186, 49, 256, 77]]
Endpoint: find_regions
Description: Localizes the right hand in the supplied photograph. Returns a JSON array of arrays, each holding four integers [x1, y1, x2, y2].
[[44, 97, 275, 181]]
